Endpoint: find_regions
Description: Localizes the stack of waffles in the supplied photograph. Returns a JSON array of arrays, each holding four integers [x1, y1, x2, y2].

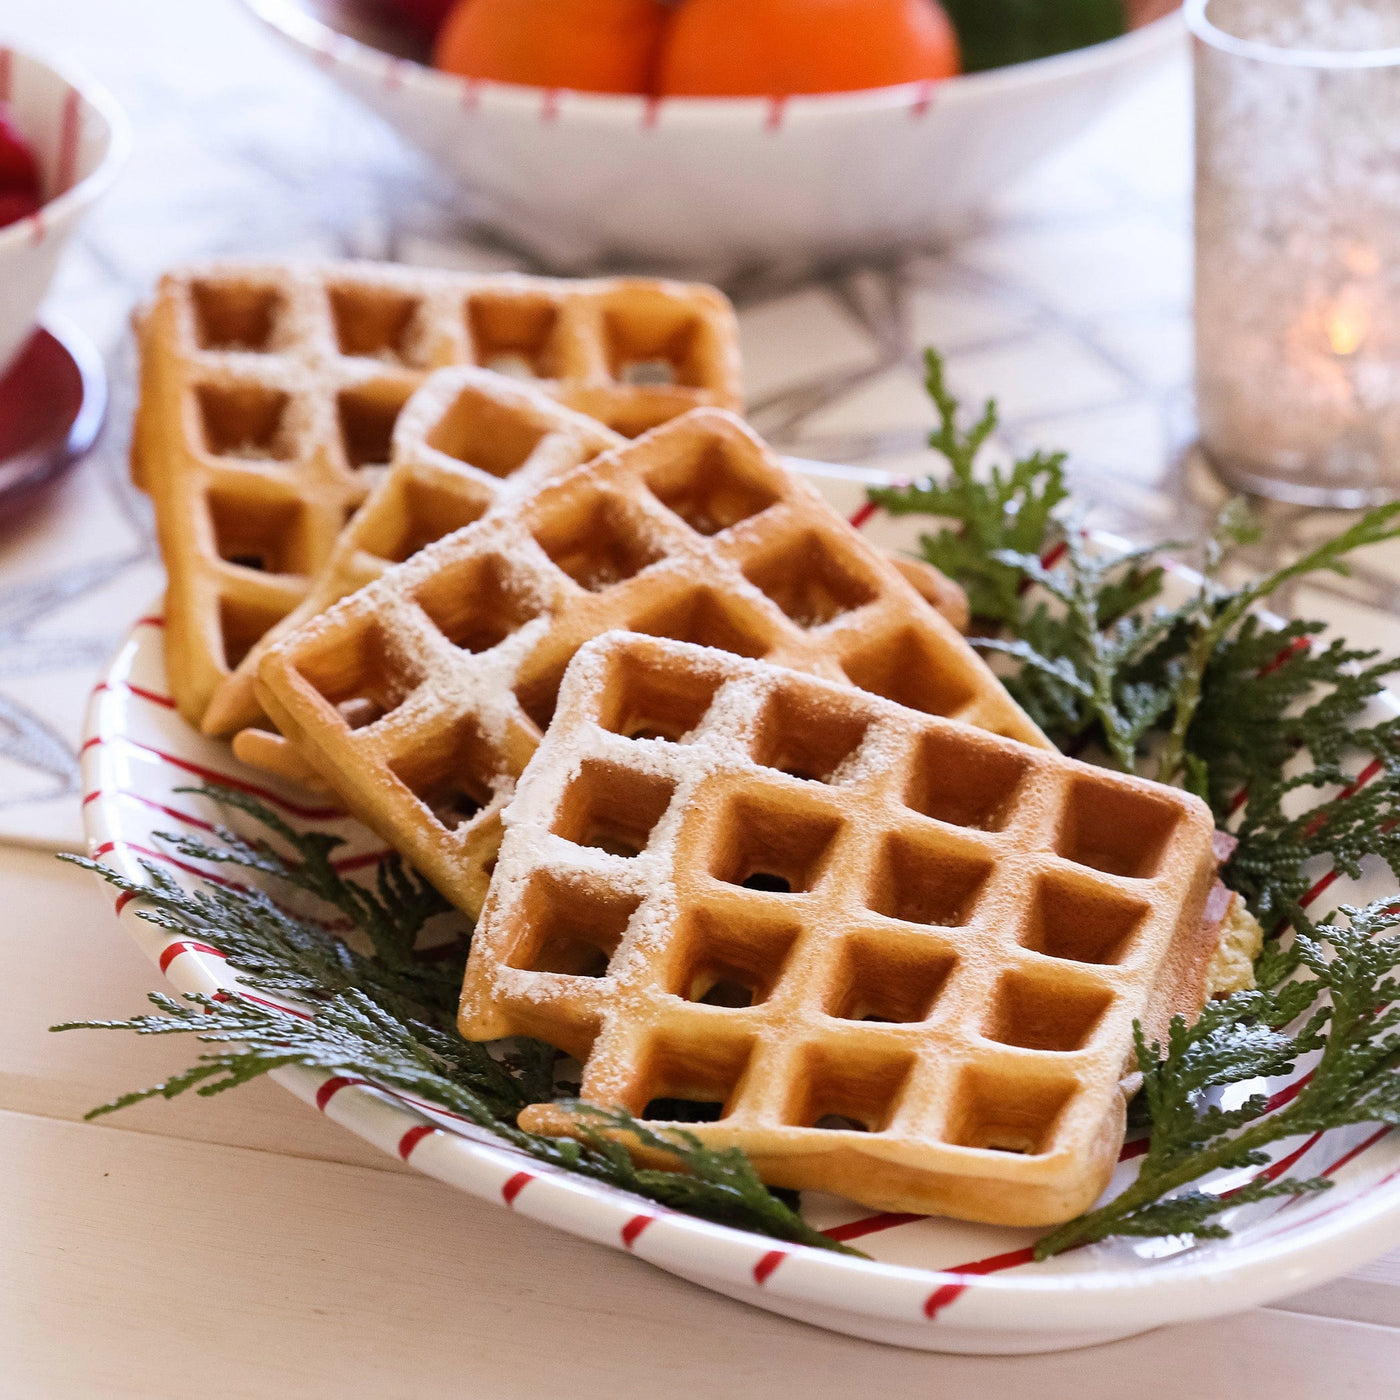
[[136, 258, 1246, 1227], [133, 259, 743, 730]]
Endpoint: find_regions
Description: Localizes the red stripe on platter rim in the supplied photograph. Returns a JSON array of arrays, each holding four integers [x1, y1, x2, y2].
[[93, 680, 177, 709], [93, 840, 354, 934], [82, 734, 343, 820], [316, 1075, 363, 1112], [502, 1171, 534, 1206], [398, 1124, 438, 1161], [1249, 1129, 1400, 1248], [157, 939, 226, 975], [923, 1246, 1038, 1320], [90, 786, 383, 869], [622, 1214, 655, 1248]]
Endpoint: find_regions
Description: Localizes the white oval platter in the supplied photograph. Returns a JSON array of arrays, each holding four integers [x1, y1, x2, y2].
[[80, 467, 1400, 1354]]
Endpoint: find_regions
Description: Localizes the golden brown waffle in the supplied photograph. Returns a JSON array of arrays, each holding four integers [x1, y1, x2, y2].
[[255, 408, 1047, 921], [204, 365, 625, 738], [462, 632, 1222, 1226], [132, 258, 742, 727]]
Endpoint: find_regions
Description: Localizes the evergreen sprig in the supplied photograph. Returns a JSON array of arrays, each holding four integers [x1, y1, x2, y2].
[[56, 796, 854, 1258], [1036, 900, 1400, 1257], [868, 347, 1069, 628]]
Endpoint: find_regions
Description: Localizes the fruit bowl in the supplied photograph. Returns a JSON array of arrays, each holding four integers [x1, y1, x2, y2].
[[241, 0, 1182, 269]]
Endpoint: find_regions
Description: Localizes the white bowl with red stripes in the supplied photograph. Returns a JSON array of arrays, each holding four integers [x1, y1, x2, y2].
[[80, 467, 1400, 1353], [240, 0, 1181, 269], [0, 46, 129, 375]]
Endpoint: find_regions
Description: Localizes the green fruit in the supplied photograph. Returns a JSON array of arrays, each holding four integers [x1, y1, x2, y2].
[[941, 0, 1126, 73]]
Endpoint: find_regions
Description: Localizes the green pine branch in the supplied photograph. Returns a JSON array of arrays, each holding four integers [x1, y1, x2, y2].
[[1037, 900, 1400, 1257], [56, 794, 855, 1258]]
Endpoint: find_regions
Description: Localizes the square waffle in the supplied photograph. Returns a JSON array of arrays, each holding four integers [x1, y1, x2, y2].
[[132, 258, 743, 726], [205, 365, 625, 742], [254, 408, 1048, 921], [462, 632, 1223, 1226]]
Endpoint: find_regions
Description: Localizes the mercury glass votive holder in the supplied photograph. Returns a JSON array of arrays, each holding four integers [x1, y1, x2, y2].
[[1191, 0, 1400, 507]]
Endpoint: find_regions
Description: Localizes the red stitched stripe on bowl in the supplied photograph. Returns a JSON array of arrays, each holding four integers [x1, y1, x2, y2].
[[29, 209, 46, 246], [398, 1124, 438, 1160], [641, 96, 661, 130], [502, 1171, 534, 1206], [540, 88, 560, 123], [157, 939, 226, 975], [764, 96, 787, 132], [621, 1214, 655, 1249], [316, 1075, 362, 1112], [135, 615, 166, 628], [0, 49, 11, 103], [909, 80, 936, 119], [753, 1249, 787, 1284], [459, 77, 480, 111], [848, 501, 879, 530]]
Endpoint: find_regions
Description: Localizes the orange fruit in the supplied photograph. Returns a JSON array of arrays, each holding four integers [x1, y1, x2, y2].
[[434, 0, 670, 95], [658, 0, 961, 97]]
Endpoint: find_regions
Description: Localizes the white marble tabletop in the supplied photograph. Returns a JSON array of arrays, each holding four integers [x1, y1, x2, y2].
[[3, 1, 1400, 1392]]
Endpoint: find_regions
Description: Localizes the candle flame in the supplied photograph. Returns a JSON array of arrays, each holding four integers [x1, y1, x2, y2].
[[1326, 288, 1370, 358]]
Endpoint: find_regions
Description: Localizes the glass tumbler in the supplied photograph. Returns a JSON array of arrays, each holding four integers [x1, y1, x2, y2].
[[1191, 0, 1400, 507]]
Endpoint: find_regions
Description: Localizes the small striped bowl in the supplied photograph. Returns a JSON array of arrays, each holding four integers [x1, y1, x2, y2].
[[0, 46, 129, 375]]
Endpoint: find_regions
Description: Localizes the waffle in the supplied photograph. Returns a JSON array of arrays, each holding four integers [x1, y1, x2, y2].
[[204, 365, 625, 739], [461, 632, 1222, 1226], [132, 258, 743, 727], [254, 408, 1047, 921]]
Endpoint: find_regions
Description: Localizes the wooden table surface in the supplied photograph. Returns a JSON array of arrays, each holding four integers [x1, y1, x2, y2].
[[6, 1, 1400, 1393]]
